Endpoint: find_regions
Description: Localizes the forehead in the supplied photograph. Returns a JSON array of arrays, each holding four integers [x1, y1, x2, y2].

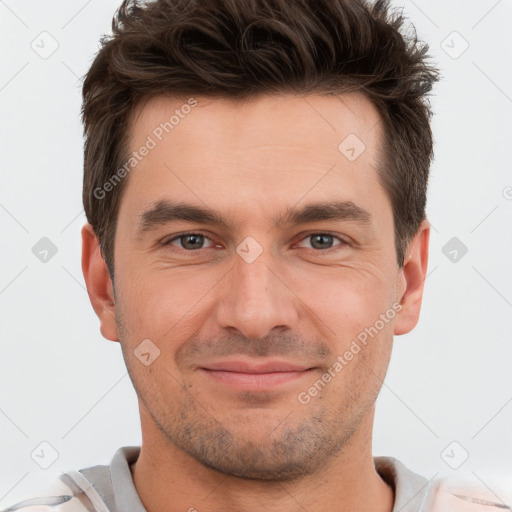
[[119, 92, 389, 232], [129, 92, 382, 155]]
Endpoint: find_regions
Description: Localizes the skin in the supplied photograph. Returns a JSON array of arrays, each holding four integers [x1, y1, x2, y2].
[[82, 92, 430, 512]]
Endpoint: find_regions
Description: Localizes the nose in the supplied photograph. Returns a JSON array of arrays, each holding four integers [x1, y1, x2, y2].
[[215, 247, 299, 340]]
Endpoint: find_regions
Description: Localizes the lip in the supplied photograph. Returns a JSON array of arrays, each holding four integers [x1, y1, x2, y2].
[[200, 360, 313, 373], [199, 360, 316, 391]]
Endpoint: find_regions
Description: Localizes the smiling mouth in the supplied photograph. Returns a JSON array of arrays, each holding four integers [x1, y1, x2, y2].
[[199, 360, 317, 391]]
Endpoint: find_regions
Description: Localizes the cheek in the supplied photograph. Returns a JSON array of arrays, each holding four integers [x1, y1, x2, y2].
[[117, 249, 396, 345], [116, 266, 223, 349], [305, 268, 393, 333], [305, 270, 396, 383]]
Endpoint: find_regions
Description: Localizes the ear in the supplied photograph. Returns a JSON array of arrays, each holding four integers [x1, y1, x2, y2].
[[394, 219, 430, 336], [81, 222, 119, 342]]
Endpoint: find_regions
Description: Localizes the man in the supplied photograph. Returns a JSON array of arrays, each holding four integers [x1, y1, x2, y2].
[[2, 0, 505, 511]]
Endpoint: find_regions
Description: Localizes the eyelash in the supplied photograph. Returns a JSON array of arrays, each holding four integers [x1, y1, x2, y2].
[[161, 231, 348, 254]]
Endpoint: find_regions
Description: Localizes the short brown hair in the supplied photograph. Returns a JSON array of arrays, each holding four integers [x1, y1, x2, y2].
[[82, 0, 439, 281]]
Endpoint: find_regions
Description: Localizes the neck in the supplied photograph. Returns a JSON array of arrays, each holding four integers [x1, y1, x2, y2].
[[131, 405, 395, 512]]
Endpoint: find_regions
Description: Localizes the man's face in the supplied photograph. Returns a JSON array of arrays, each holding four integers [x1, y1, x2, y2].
[[98, 93, 421, 480]]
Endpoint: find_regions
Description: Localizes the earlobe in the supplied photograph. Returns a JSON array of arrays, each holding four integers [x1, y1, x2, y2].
[[394, 219, 430, 336], [81, 223, 120, 342]]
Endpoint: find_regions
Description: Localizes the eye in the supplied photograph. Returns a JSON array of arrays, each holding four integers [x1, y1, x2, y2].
[[162, 232, 216, 251], [295, 233, 346, 252], [161, 231, 347, 254]]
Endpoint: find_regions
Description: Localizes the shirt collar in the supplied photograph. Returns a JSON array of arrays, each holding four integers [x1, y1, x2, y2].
[[374, 455, 431, 512], [110, 447, 431, 512]]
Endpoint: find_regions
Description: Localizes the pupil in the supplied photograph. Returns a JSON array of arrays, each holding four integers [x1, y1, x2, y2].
[[183, 234, 203, 249], [179, 234, 333, 250], [312, 234, 332, 249]]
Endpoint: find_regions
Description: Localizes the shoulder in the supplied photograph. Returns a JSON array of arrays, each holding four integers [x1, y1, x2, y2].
[[425, 475, 512, 511], [375, 456, 511, 512], [0, 470, 109, 512]]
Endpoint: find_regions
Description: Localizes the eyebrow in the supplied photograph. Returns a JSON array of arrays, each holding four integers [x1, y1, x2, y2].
[[136, 199, 373, 237]]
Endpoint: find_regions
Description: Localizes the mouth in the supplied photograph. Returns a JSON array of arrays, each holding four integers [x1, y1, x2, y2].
[[198, 360, 317, 391]]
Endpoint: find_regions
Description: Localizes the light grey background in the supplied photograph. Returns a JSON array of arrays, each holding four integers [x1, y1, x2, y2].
[[1, 0, 511, 506]]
